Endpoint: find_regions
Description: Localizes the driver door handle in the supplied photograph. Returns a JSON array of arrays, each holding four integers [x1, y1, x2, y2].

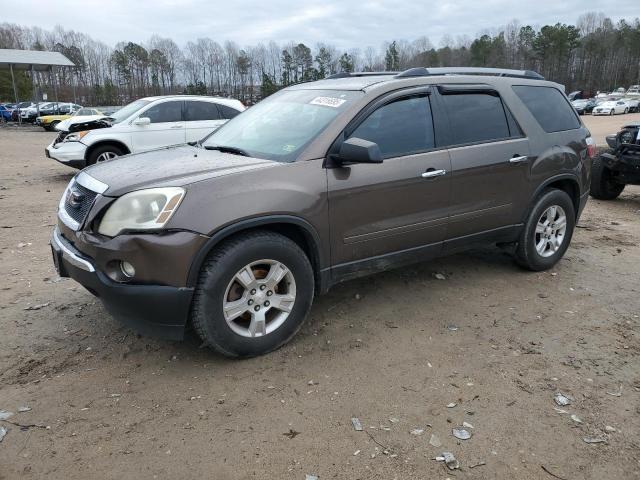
[[170, 125, 184, 129], [421, 169, 447, 178], [509, 155, 528, 164]]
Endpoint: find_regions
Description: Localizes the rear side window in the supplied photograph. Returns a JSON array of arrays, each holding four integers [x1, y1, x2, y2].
[[440, 93, 511, 145], [350, 95, 435, 158], [144, 101, 183, 123], [218, 104, 241, 119], [512, 86, 580, 132], [185, 101, 221, 121]]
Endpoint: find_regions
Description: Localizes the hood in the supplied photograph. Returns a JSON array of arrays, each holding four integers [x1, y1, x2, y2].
[[83, 145, 279, 196], [56, 115, 110, 132]]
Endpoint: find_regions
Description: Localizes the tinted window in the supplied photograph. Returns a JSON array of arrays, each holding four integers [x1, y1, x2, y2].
[[350, 95, 434, 158], [512, 86, 580, 133], [441, 93, 510, 145], [185, 101, 221, 121], [144, 101, 183, 123], [218, 104, 241, 119]]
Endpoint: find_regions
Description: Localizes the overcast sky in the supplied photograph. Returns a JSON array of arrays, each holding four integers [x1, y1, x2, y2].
[[3, 0, 638, 49]]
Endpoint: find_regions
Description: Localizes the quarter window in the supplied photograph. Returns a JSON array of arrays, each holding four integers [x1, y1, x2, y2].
[[512, 85, 580, 133], [440, 93, 511, 145], [144, 101, 183, 123], [218, 104, 241, 119], [185, 101, 221, 121], [350, 95, 435, 158]]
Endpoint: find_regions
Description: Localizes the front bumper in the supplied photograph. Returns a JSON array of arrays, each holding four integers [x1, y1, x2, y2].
[[50, 226, 194, 340], [46, 140, 87, 169]]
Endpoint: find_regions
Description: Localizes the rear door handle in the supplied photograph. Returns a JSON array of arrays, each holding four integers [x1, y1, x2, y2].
[[421, 169, 447, 178], [170, 125, 184, 129], [509, 155, 528, 164]]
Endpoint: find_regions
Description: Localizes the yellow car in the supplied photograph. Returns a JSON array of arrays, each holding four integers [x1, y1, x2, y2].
[[36, 107, 102, 131]]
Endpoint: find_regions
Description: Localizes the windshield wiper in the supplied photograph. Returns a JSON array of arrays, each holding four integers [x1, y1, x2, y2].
[[204, 145, 249, 156]]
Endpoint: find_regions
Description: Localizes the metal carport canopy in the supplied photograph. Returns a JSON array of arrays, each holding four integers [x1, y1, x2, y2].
[[0, 49, 74, 70], [0, 49, 75, 122]]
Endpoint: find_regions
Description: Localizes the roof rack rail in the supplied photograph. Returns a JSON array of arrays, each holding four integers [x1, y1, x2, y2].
[[326, 71, 398, 79], [395, 67, 544, 80]]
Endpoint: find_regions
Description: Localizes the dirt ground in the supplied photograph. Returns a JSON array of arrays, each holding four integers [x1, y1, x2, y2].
[[0, 117, 639, 480]]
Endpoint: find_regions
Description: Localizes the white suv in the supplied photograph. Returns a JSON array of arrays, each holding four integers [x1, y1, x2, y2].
[[46, 95, 245, 169]]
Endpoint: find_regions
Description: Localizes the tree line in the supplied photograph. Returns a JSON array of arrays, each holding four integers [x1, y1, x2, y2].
[[1, 12, 639, 106]]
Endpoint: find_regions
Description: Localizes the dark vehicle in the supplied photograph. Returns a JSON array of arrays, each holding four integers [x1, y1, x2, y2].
[[590, 122, 640, 200], [567, 90, 595, 101], [0, 105, 11, 121], [572, 98, 596, 115], [51, 67, 594, 357]]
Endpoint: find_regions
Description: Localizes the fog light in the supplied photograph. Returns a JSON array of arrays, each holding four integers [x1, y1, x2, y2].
[[120, 261, 135, 278]]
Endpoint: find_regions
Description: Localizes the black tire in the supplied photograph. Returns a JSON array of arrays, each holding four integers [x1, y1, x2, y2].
[[624, 108, 629, 114], [515, 189, 575, 271], [609, 109, 614, 115], [87, 144, 124, 165], [50, 120, 60, 130], [590, 156, 625, 200], [191, 231, 314, 358]]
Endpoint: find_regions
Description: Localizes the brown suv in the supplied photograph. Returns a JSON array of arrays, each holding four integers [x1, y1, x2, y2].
[[51, 67, 594, 357]]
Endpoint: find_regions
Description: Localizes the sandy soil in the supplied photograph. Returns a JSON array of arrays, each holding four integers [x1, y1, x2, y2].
[[0, 124, 639, 480]]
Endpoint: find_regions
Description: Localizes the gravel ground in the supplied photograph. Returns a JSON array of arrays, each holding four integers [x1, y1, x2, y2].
[[0, 122, 639, 479]]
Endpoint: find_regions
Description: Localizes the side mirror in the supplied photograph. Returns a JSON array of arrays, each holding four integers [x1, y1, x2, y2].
[[133, 117, 151, 126], [338, 137, 383, 164]]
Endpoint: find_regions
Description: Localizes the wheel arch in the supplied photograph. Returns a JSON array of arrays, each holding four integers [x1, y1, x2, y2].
[[186, 216, 328, 293], [527, 174, 581, 220], [85, 140, 131, 162]]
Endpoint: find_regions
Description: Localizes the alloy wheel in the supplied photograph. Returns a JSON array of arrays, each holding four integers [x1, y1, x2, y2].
[[96, 151, 118, 162], [534, 205, 567, 258], [222, 259, 296, 338]]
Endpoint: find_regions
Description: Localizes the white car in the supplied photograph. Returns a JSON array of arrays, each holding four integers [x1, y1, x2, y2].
[[592, 100, 629, 116], [46, 96, 245, 169], [622, 98, 640, 113]]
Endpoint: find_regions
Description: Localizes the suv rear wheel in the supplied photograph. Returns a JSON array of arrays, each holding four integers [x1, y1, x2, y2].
[[590, 156, 625, 200], [191, 231, 314, 358], [516, 189, 575, 271]]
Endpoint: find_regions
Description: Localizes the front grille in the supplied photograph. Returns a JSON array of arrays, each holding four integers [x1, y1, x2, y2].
[[63, 182, 98, 226]]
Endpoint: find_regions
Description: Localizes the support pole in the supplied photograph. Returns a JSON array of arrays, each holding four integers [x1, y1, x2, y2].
[[10, 64, 20, 124], [32, 64, 39, 118], [50, 66, 59, 113]]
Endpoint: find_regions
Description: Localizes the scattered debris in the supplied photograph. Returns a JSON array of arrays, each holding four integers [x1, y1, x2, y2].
[[605, 425, 616, 433], [435, 452, 459, 470], [583, 437, 607, 444], [388, 417, 399, 423], [23, 302, 50, 311], [410, 428, 424, 436], [305, 475, 318, 480], [462, 421, 474, 429], [554, 393, 572, 406], [553, 407, 569, 414], [447, 325, 459, 331], [469, 461, 486, 469], [433, 272, 447, 280], [446, 402, 457, 408], [452, 427, 472, 440], [351, 417, 363, 431], [283, 429, 300, 439], [353, 449, 360, 456], [429, 433, 442, 447], [307, 380, 317, 386], [606, 389, 622, 397], [541, 465, 568, 480], [0, 426, 6, 442], [17, 407, 31, 413], [0, 410, 13, 421], [570, 414, 582, 424]]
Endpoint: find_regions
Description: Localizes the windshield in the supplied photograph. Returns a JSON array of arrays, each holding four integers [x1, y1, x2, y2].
[[202, 89, 363, 162], [108, 99, 151, 124]]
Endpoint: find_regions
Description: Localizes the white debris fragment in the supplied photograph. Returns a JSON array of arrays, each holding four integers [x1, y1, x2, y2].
[[351, 417, 363, 431], [583, 437, 607, 444], [433, 273, 446, 280], [570, 414, 582, 423], [0, 410, 13, 421], [435, 452, 459, 470], [554, 393, 572, 406], [446, 402, 457, 408], [17, 406, 31, 413], [410, 428, 424, 436], [605, 425, 616, 433], [305, 475, 319, 480], [0, 426, 7, 442], [452, 427, 472, 440], [429, 433, 442, 447], [462, 421, 474, 429]]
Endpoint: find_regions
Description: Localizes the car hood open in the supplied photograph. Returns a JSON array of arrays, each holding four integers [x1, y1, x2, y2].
[[83, 144, 278, 196]]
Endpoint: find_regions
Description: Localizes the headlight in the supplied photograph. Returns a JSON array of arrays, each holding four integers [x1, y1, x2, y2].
[[97, 187, 185, 237], [64, 130, 90, 142]]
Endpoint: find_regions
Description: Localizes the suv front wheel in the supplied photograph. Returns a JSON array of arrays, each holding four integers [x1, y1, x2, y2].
[[516, 189, 575, 271], [191, 231, 314, 358]]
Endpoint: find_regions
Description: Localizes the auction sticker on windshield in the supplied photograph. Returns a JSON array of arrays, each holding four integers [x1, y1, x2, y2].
[[310, 96, 347, 108]]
